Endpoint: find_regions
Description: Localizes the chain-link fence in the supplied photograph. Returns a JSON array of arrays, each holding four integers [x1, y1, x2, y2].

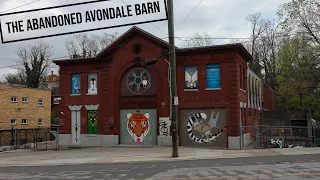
[[314, 127, 320, 147], [240, 125, 319, 149], [0, 127, 59, 151]]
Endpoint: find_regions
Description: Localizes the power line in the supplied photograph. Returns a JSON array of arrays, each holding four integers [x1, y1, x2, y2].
[[120, 0, 168, 36], [167, 30, 320, 41], [0, 55, 69, 69], [0, 0, 41, 14], [0, 64, 23, 69], [0, 0, 10, 5], [175, 0, 205, 31], [2, 0, 73, 22]]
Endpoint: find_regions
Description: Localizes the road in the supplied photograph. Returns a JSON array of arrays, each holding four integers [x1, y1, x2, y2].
[[0, 154, 320, 180]]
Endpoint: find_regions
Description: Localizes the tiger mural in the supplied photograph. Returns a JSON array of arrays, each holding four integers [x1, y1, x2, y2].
[[126, 112, 150, 143]]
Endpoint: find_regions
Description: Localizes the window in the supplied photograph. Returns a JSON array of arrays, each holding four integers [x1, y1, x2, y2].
[[38, 119, 43, 126], [243, 68, 246, 90], [53, 77, 56, 81], [10, 119, 16, 125], [185, 66, 198, 90], [38, 99, 43, 106], [11, 96, 17, 102], [248, 74, 251, 107], [22, 119, 28, 125], [71, 73, 81, 95], [88, 73, 98, 94], [244, 108, 247, 126], [206, 64, 221, 89], [240, 65, 243, 90], [22, 97, 28, 103]]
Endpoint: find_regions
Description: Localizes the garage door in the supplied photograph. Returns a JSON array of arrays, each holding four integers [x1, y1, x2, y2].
[[179, 108, 227, 148]]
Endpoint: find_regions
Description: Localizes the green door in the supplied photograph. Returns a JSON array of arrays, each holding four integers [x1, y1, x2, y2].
[[120, 109, 157, 145]]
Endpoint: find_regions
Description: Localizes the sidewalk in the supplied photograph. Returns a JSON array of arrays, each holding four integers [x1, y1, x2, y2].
[[0, 146, 319, 167]]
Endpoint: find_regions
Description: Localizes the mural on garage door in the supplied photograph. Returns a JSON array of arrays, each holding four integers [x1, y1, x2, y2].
[[120, 109, 157, 145], [180, 108, 227, 147]]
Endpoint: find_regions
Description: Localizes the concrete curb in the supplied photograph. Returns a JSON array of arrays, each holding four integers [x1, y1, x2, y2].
[[0, 147, 320, 167]]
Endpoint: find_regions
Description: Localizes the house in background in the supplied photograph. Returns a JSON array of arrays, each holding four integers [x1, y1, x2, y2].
[[51, 87, 61, 126], [53, 26, 275, 149], [40, 71, 59, 90], [40, 71, 61, 126], [0, 83, 51, 130]]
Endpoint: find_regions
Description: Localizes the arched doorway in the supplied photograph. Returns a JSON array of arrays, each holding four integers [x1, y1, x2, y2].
[[119, 66, 157, 145]]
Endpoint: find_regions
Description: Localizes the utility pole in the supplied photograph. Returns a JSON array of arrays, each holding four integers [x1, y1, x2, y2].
[[167, 0, 178, 158]]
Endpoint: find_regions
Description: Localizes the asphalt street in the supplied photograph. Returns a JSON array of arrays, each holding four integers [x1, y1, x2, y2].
[[0, 154, 320, 180]]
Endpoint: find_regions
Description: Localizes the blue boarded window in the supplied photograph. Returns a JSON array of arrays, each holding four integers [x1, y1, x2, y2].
[[71, 73, 81, 95], [206, 64, 220, 89]]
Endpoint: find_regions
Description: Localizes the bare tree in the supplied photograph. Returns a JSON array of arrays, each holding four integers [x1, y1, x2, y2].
[[256, 19, 285, 89], [14, 40, 54, 88], [182, 32, 215, 48], [246, 13, 267, 76], [1, 70, 26, 85], [65, 32, 119, 58], [242, 13, 288, 89], [278, 0, 320, 46]]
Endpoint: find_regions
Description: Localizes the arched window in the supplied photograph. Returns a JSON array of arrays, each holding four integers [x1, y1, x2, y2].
[[120, 67, 156, 96]]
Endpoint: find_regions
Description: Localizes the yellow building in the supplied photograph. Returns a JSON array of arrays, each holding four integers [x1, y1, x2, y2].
[[0, 83, 51, 130]]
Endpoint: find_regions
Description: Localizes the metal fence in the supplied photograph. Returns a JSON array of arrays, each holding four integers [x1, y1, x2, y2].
[[0, 127, 59, 151], [240, 125, 320, 149]]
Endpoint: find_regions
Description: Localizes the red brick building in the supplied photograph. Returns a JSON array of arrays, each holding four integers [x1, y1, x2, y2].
[[54, 26, 274, 149], [40, 71, 60, 90]]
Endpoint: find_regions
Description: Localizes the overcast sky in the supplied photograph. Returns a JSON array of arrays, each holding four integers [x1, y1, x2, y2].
[[0, 0, 290, 78]]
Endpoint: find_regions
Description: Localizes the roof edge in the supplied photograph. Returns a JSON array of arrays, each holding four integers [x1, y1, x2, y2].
[[177, 43, 252, 61], [96, 26, 179, 58], [53, 56, 111, 65]]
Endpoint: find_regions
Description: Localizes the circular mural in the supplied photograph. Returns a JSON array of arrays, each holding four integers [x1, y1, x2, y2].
[[126, 67, 151, 94], [186, 111, 226, 144]]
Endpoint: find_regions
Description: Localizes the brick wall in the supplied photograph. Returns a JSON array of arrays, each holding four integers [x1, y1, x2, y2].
[[0, 84, 51, 130], [55, 27, 252, 140], [263, 82, 275, 110]]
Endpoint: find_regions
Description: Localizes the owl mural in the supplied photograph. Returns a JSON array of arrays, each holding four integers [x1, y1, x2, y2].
[[88, 73, 97, 94], [185, 66, 198, 89]]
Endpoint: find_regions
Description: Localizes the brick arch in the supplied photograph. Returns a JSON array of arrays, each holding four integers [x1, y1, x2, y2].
[[113, 62, 164, 137]]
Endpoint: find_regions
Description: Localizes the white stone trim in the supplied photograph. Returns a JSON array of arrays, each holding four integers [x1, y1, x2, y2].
[[85, 104, 99, 110], [68, 105, 82, 111]]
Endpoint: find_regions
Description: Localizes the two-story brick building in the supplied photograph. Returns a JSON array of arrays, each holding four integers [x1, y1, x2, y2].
[[54, 26, 274, 149], [0, 83, 51, 130]]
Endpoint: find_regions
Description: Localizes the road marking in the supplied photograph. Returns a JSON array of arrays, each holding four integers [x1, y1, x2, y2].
[[147, 164, 156, 168], [116, 170, 131, 172]]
